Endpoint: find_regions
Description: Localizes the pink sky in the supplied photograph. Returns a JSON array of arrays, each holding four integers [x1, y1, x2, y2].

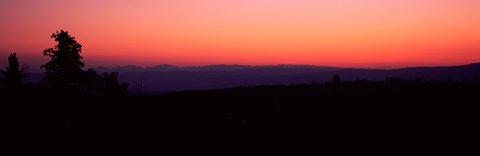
[[1, 0, 479, 69]]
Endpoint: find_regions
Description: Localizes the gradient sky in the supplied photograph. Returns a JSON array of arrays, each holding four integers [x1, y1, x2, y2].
[[1, 0, 479, 69]]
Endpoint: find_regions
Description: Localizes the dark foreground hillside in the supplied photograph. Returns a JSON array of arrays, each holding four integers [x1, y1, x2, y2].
[[3, 80, 479, 153]]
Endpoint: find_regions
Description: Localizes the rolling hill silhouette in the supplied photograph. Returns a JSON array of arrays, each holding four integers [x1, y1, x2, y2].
[[23, 63, 480, 94], [6, 63, 479, 151]]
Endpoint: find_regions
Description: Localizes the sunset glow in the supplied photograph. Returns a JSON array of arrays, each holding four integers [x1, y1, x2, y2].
[[1, 0, 479, 68]]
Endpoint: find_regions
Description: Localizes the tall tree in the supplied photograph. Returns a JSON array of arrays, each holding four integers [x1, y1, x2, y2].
[[1, 53, 25, 91], [41, 30, 85, 93], [40, 30, 128, 96]]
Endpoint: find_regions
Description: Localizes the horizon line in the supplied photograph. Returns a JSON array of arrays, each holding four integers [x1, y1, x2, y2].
[[15, 61, 480, 73]]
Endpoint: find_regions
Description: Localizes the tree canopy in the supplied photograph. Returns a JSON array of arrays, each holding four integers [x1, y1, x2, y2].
[[39, 30, 128, 96], [42, 30, 85, 92]]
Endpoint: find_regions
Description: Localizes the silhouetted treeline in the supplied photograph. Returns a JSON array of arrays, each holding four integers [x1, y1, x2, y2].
[[2, 31, 478, 153], [4, 77, 478, 153], [0, 30, 128, 97]]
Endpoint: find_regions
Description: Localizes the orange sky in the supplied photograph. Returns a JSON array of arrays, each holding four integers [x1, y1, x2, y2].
[[1, 0, 479, 69]]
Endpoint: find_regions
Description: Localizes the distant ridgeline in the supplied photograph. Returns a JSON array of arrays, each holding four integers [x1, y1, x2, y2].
[[9, 63, 480, 95], [2, 31, 479, 151], [1, 30, 479, 96], [88, 63, 480, 94]]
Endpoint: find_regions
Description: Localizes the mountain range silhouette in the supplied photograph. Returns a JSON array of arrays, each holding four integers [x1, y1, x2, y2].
[[19, 63, 480, 94]]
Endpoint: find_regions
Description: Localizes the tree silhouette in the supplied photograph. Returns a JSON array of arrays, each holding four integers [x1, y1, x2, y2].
[[98, 72, 128, 96], [41, 30, 85, 93], [0, 53, 25, 92], [38, 30, 129, 96], [332, 74, 341, 84], [83, 68, 101, 95]]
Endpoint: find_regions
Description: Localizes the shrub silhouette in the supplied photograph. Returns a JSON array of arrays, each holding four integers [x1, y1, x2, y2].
[[83, 68, 102, 95], [332, 74, 341, 84], [98, 72, 128, 96]]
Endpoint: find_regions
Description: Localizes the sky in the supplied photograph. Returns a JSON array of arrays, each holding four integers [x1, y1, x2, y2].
[[1, 0, 479, 69]]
